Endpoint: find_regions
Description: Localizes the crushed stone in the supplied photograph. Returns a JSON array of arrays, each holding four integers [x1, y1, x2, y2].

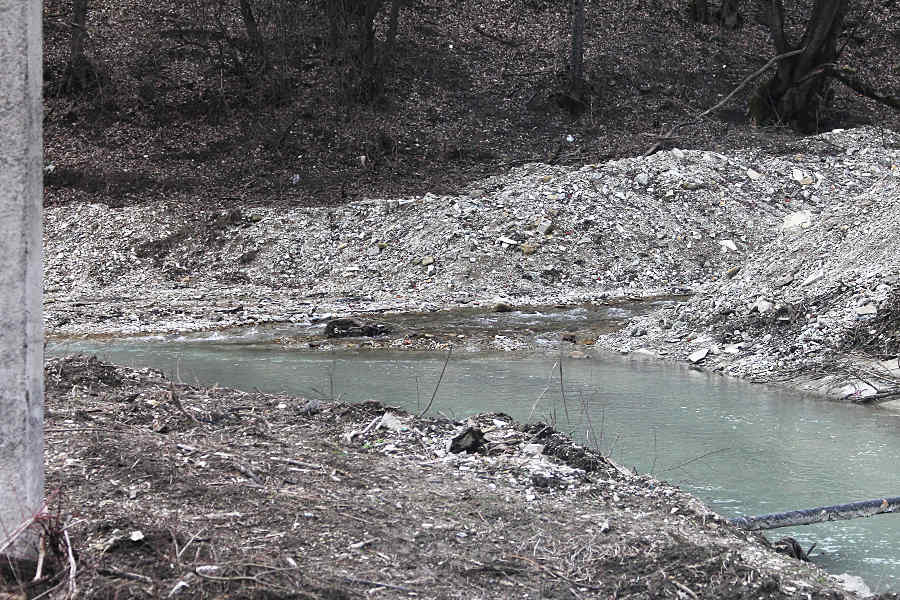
[[44, 126, 900, 393]]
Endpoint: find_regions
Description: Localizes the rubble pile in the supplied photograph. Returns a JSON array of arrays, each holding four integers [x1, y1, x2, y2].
[[594, 130, 900, 395], [44, 126, 900, 390]]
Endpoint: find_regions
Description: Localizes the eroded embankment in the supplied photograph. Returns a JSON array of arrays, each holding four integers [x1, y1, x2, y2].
[[594, 135, 900, 399], [44, 127, 900, 391], [24, 354, 873, 599]]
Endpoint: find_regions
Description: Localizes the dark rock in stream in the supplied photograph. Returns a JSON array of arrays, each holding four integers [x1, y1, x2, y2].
[[324, 318, 391, 338]]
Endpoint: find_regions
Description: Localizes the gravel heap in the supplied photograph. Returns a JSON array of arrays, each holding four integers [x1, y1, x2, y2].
[[593, 128, 900, 397], [45, 126, 900, 391]]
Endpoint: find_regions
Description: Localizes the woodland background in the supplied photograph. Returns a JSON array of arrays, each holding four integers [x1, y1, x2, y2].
[[42, 0, 899, 209]]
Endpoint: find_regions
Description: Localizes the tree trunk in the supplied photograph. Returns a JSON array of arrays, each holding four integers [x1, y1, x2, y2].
[[357, 0, 380, 61], [0, 0, 44, 563], [66, 0, 91, 91], [719, 0, 742, 29], [239, 0, 267, 67], [691, 0, 709, 23], [386, 0, 403, 52], [569, 0, 585, 98], [729, 496, 900, 531], [357, 0, 386, 100], [749, 0, 848, 132]]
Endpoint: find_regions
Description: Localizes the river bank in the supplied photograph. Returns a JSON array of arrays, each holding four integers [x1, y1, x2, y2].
[[45, 126, 900, 398], [16, 354, 873, 599]]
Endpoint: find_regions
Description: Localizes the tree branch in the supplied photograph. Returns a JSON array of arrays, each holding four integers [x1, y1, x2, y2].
[[828, 66, 900, 110], [641, 47, 805, 157], [769, 0, 789, 55]]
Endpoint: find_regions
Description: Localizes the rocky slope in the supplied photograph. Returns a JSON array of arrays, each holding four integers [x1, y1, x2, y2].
[[592, 128, 900, 399], [45, 126, 900, 392]]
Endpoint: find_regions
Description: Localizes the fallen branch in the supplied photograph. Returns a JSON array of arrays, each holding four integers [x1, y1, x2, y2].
[[473, 24, 522, 47], [642, 47, 806, 157], [418, 344, 452, 418], [0, 501, 47, 555], [728, 496, 900, 531], [64, 530, 77, 597], [343, 577, 417, 593]]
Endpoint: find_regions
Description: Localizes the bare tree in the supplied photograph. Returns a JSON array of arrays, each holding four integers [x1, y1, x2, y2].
[[64, 0, 92, 91], [569, 0, 585, 99], [690, 0, 742, 28], [719, 0, 742, 28], [238, 0, 267, 67], [0, 0, 44, 565], [326, 0, 390, 101], [749, 0, 848, 131], [386, 0, 406, 52], [691, 0, 710, 23]]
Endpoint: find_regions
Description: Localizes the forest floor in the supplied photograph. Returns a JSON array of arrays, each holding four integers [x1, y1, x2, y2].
[[42, 0, 898, 210]]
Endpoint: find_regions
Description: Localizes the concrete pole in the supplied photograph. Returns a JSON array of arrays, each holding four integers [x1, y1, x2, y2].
[[0, 0, 44, 560]]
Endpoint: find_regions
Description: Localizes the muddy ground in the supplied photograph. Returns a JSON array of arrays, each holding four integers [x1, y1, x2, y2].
[[1, 355, 885, 599]]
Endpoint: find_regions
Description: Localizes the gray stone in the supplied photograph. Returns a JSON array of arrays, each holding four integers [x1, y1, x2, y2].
[[782, 211, 812, 230], [522, 443, 545, 456], [854, 304, 877, 317], [751, 297, 774, 314], [719, 239, 738, 252], [687, 348, 709, 363], [537, 219, 554, 235], [801, 270, 824, 287], [774, 275, 794, 287]]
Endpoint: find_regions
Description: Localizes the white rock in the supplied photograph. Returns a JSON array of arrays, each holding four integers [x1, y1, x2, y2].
[[854, 304, 877, 316], [752, 297, 774, 314], [522, 443, 545, 456], [833, 573, 872, 597], [378, 412, 406, 432], [801, 270, 824, 287], [687, 348, 709, 363], [781, 210, 812, 229]]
